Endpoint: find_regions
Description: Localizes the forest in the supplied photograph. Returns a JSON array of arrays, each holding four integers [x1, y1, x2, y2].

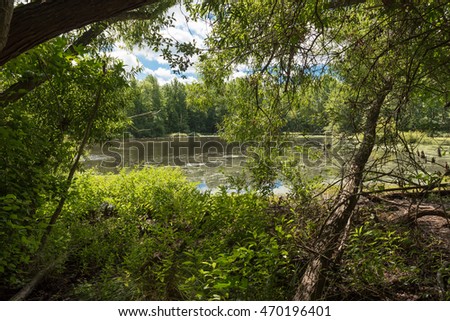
[[116, 73, 450, 138], [1, 0, 450, 301]]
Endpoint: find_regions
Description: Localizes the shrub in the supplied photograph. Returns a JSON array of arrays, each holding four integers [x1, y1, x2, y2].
[[47, 167, 299, 300]]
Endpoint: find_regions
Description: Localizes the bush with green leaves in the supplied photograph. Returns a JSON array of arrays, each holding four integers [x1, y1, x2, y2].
[[0, 38, 130, 290], [334, 220, 443, 299], [47, 167, 299, 300], [181, 222, 296, 300]]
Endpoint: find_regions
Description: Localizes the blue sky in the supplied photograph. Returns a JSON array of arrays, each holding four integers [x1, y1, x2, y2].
[[109, 4, 249, 85], [109, 5, 208, 85]]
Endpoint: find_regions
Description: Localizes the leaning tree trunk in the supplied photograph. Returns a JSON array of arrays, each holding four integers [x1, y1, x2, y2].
[[294, 81, 393, 300]]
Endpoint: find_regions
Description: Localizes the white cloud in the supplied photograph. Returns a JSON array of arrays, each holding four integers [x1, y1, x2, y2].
[[110, 4, 209, 84], [108, 48, 142, 73], [141, 67, 196, 85], [184, 20, 210, 44], [184, 64, 197, 75], [229, 64, 250, 80], [178, 76, 198, 84], [153, 67, 173, 79], [162, 27, 197, 44], [132, 4, 208, 63], [230, 71, 247, 80], [167, 4, 210, 41], [134, 47, 167, 64]]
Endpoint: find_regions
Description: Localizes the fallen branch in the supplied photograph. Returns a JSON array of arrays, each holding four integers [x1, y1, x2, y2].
[[413, 209, 448, 220], [9, 263, 55, 301], [364, 194, 449, 223], [362, 183, 450, 196]]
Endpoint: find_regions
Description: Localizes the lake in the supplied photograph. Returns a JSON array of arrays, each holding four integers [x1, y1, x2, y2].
[[83, 134, 450, 194]]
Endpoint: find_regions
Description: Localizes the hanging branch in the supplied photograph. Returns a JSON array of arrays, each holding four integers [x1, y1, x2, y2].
[[0, 23, 108, 107]]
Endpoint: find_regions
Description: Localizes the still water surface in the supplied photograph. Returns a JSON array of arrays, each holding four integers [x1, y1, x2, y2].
[[84, 135, 450, 194]]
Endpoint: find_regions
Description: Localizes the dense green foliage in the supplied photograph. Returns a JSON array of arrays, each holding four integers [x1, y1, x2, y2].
[[186, 0, 450, 139], [1, 0, 450, 302], [0, 0, 179, 291], [0, 38, 131, 286], [43, 168, 298, 300], [126, 76, 227, 137], [6, 167, 443, 301]]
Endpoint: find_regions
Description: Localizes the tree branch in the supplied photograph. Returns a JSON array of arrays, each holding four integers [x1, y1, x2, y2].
[[0, 0, 13, 53], [0, 0, 160, 66], [109, 10, 166, 23], [0, 23, 107, 107], [0, 1, 172, 107], [38, 81, 104, 252], [10, 261, 57, 301]]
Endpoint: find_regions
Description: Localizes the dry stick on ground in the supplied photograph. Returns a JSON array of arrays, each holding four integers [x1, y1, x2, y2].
[[361, 182, 450, 195], [362, 174, 450, 222], [366, 194, 449, 222], [9, 257, 66, 301], [10, 82, 104, 301]]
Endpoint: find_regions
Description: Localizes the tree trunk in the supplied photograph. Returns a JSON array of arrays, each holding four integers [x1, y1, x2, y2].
[[0, 0, 13, 53], [0, 0, 158, 66], [294, 81, 393, 300]]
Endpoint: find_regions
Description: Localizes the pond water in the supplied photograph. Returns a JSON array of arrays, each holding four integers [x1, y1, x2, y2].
[[83, 135, 450, 194]]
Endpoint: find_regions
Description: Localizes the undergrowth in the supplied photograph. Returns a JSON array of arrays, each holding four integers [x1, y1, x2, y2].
[[6, 167, 447, 301], [43, 167, 300, 300]]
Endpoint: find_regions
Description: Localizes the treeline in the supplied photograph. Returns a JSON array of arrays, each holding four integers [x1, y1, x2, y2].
[[126, 76, 226, 137], [128, 75, 450, 138]]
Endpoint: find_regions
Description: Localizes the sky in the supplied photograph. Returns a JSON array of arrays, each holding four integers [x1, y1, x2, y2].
[[109, 4, 209, 85], [107, 3, 323, 85], [14, 1, 204, 84], [14, 1, 246, 84]]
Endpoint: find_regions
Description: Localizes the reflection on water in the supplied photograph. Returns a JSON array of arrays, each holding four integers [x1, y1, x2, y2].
[[84, 135, 344, 194], [83, 135, 450, 194]]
